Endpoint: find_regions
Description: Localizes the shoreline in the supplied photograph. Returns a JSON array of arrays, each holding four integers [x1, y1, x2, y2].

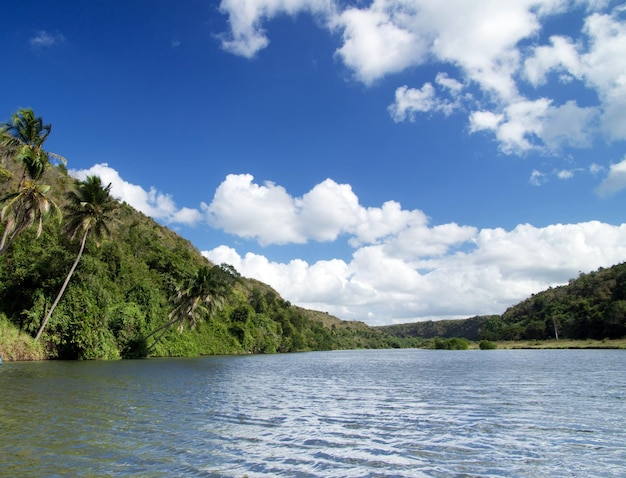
[[2, 338, 625, 362]]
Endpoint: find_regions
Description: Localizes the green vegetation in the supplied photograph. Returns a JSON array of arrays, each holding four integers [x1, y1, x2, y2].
[[478, 340, 497, 350], [380, 265, 626, 344], [0, 314, 45, 361], [431, 337, 470, 350], [0, 109, 400, 360], [379, 315, 493, 341]]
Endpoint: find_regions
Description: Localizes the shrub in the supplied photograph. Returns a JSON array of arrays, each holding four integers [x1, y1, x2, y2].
[[479, 340, 497, 350], [434, 337, 470, 350]]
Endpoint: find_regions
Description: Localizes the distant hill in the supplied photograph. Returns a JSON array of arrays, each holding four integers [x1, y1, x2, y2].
[[0, 142, 397, 360], [378, 315, 498, 341], [380, 264, 626, 342]]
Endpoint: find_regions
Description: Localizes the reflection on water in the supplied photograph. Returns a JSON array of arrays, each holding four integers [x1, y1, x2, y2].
[[1, 349, 625, 477]]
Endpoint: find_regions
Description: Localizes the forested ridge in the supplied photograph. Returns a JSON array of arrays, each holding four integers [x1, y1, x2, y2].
[[0, 109, 398, 360], [380, 264, 626, 342]]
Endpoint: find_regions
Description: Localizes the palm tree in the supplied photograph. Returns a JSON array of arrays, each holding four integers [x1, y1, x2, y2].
[[1, 108, 64, 185], [35, 175, 118, 341], [0, 160, 61, 255], [0, 108, 65, 255], [143, 265, 237, 350]]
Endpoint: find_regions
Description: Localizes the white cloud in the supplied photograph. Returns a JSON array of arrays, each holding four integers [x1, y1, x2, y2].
[[201, 173, 626, 325], [332, 0, 427, 85], [69, 163, 203, 225], [530, 169, 547, 186], [204, 173, 303, 245], [30, 30, 65, 48], [204, 220, 626, 325], [524, 35, 583, 86], [581, 10, 626, 141], [217, 0, 333, 57], [388, 83, 459, 121], [596, 157, 626, 196], [218, 0, 626, 154], [435, 72, 464, 94], [205, 174, 474, 249], [469, 110, 503, 132], [589, 163, 604, 175], [470, 98, 597, 154]]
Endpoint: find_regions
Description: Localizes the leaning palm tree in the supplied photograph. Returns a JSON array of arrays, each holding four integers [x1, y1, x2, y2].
[[0, 108, 65, 255], [0, 160, 61, 255], [35, 175, 118, 341], [143, 265, 237, 350]]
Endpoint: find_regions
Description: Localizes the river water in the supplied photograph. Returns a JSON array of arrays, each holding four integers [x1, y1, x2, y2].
[[1, 349, 624, 477]]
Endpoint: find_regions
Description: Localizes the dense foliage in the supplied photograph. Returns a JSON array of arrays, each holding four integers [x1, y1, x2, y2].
[[0, 109, 399, 360], [379, 315, 493, 341]]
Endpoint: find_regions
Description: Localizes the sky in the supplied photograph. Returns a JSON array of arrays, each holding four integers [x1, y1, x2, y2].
[[1, 0, 626, 326]]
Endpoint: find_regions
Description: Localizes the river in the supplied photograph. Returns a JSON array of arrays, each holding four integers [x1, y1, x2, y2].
[[1, 349, 624, 477]]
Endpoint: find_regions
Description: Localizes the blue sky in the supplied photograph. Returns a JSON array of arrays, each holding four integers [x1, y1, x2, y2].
[[2, 0, 626, 325]]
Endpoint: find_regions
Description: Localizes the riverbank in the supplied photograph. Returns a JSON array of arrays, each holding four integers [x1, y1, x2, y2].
[[494, 338, 626, 349], [2, 315, 624, 362], [0, 318, 45, 362]]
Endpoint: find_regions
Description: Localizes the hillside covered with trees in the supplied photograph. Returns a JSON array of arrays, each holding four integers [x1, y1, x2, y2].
[[0, 108, 398, 360], [380, 264, 626, 342]]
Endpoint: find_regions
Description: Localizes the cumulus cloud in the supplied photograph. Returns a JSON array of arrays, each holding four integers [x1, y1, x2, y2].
[[332, 0, 427, 84], [205, 173, 474, 249], [201, 173, 626, 325], [204, 221, 626, 325], [69, 163, 203, 225], [218, 0, 626, 154], [204, 173, 303, 245]]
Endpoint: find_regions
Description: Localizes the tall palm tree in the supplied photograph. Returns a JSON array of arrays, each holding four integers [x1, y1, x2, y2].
[[143, 265, 237, 350], [0, 108, 65, 255], [1, 108, 62, 183], [35, 175, 118, 341]]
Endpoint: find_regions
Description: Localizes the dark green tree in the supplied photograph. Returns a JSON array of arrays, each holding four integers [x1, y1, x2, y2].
[[35, 176, 118, 341]]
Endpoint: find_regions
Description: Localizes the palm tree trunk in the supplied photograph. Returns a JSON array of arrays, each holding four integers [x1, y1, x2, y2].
[[142, 316, 181, 351], [35, 228, 89, 341], [552, 316, 559, 340]]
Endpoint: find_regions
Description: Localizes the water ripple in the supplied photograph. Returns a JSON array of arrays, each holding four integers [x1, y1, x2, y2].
[[1, 350, 625, 477]]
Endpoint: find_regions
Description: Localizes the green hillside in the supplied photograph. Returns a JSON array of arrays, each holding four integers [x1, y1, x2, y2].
[[0, 109, 398, 360], [380, 264, 626, 342]]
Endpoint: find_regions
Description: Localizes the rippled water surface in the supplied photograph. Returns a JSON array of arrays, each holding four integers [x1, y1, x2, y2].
[[1, 349, 625, 477]]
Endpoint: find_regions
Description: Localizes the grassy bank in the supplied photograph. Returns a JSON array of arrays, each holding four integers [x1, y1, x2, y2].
[[0, 317, 45, 361], [495, 338, 626, 349]]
